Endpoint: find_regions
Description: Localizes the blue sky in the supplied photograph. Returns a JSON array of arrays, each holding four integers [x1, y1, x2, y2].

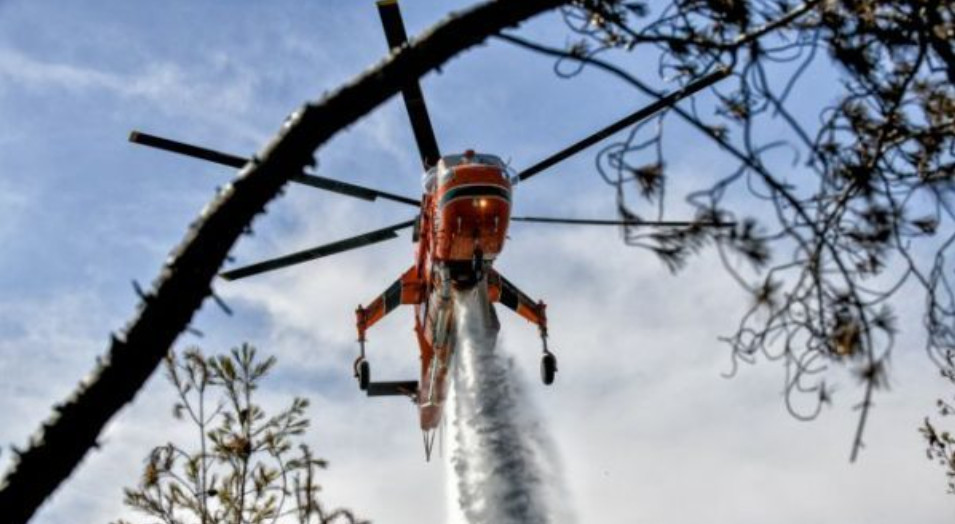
[[0, 1, 952, 522]]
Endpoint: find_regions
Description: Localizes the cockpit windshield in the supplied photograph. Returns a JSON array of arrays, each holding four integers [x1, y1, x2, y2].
[[440, 153, 506, 169], [422, 152, 510, 193]]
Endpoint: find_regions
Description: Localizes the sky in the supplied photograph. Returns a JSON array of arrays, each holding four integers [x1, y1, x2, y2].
[[0, 0, 952, 522]]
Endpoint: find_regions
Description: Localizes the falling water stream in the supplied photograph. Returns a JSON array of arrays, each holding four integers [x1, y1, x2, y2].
[[444, 285, 575, 524]]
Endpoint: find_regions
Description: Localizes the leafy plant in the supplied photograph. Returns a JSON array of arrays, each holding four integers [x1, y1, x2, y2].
[[115, 345, 364, 524]]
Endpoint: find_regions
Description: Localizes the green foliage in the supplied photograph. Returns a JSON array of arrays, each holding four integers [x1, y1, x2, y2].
[[114, 345, 365, 524]]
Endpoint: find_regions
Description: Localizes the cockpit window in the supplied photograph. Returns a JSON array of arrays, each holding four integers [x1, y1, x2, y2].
[[426, 153, 509, 190], [438, 167, 454, 185], [438, 153, 507, 172]]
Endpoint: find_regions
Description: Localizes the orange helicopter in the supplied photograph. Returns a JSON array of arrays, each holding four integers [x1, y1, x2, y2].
[[129, 0, 730, 460]]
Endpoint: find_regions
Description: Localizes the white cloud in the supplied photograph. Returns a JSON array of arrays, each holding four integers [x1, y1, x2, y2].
[[0, 47, 265, 142]]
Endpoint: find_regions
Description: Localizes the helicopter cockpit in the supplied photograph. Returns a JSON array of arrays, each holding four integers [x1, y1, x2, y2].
[[421, 151, 509, 193]]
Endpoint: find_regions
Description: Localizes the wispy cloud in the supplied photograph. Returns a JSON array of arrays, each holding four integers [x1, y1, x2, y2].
[[0, 47, 265, 142]]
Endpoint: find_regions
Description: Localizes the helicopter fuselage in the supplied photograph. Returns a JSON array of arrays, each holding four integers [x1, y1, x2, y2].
[[354, 151, 550, 459], [413, 152, 512, 430]]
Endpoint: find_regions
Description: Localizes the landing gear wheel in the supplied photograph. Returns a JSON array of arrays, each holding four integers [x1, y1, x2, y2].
[[357, 360, 371, 391], [540, 353, 557, 385]]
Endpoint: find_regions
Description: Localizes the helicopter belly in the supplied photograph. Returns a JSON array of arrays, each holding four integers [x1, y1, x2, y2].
[[418, 280, 456, 430]]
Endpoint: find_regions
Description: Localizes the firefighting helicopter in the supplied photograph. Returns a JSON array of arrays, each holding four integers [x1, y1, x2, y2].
[[128, 0, 731, 459]]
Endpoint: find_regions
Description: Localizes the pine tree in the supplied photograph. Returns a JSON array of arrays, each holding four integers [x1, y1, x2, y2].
[[114, 345, 365, 524]]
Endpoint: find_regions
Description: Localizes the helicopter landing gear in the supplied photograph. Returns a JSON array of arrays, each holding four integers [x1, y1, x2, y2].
[[354, 337, 371, 391], [541, 352, 557, 386], [354, 306, 371, 391], [539, 328, 557, 386], [355, 357, 371, 391]]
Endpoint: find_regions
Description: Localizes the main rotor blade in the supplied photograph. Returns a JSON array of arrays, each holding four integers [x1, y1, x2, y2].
[[515, 67, 731, 183], [129, 131, 248, 169], [129, 131, 420, 207], [377, 0, 441, 169], [511, 216, 735, 227], [220, 219, 417, 281]]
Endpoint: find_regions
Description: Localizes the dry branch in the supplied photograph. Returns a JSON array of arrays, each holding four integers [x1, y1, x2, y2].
[[526, 0, 955, 463]]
